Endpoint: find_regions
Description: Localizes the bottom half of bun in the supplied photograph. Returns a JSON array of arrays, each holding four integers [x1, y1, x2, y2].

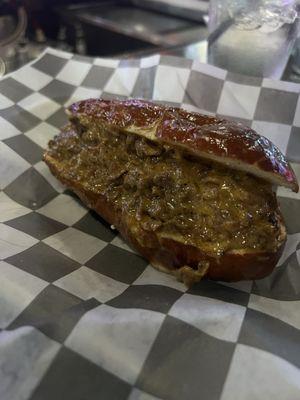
[[44, 154, 286, 286]]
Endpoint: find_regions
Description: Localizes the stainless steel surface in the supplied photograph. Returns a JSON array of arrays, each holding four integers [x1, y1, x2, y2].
[[161, 39, 300, 84], [0, 6, 28, 76], [131, 0, 209, 23], [79, 5, 195, 33], [0, 58, 5, 77], [291, 37, 300, 76], [163, 40, 208, 62], [59, 2, 207, 48]]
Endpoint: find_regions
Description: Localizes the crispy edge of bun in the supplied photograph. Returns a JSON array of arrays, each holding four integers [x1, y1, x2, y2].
[[44, 150, 286, 285], [67, 98, 299, 193]]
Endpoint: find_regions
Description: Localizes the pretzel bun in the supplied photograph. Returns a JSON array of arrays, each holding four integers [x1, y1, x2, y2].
[[67, 99, 298, 192], [44, 99, 298, 285]]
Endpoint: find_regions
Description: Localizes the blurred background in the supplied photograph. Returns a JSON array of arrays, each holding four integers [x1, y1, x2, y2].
[[0, 0, 299, 80]]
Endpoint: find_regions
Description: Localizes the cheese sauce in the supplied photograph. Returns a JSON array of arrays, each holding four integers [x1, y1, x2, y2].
[[48, 123, 280, 257]]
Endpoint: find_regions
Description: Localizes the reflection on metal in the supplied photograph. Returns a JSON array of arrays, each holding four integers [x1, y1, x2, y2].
[[57, 2, 206, 55], [0, 7, 27, 48], [0, 6, 28, 75], [0, 58, 6, 77]]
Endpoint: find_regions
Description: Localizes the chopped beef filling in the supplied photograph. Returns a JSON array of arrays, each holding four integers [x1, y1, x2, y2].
[[48, 121, 280, 257]]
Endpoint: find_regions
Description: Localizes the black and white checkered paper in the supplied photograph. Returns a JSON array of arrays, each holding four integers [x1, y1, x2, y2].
[[0, 48, 300, 400]]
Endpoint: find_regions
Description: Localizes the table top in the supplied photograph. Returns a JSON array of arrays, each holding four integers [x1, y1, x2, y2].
[[1, 27, 299, 83]]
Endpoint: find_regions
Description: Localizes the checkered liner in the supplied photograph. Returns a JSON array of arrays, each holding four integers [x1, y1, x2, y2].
[[0, 47, 300, 400]]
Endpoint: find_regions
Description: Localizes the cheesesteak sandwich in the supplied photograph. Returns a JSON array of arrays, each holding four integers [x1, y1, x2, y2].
[[44, 99, 298, 286]]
